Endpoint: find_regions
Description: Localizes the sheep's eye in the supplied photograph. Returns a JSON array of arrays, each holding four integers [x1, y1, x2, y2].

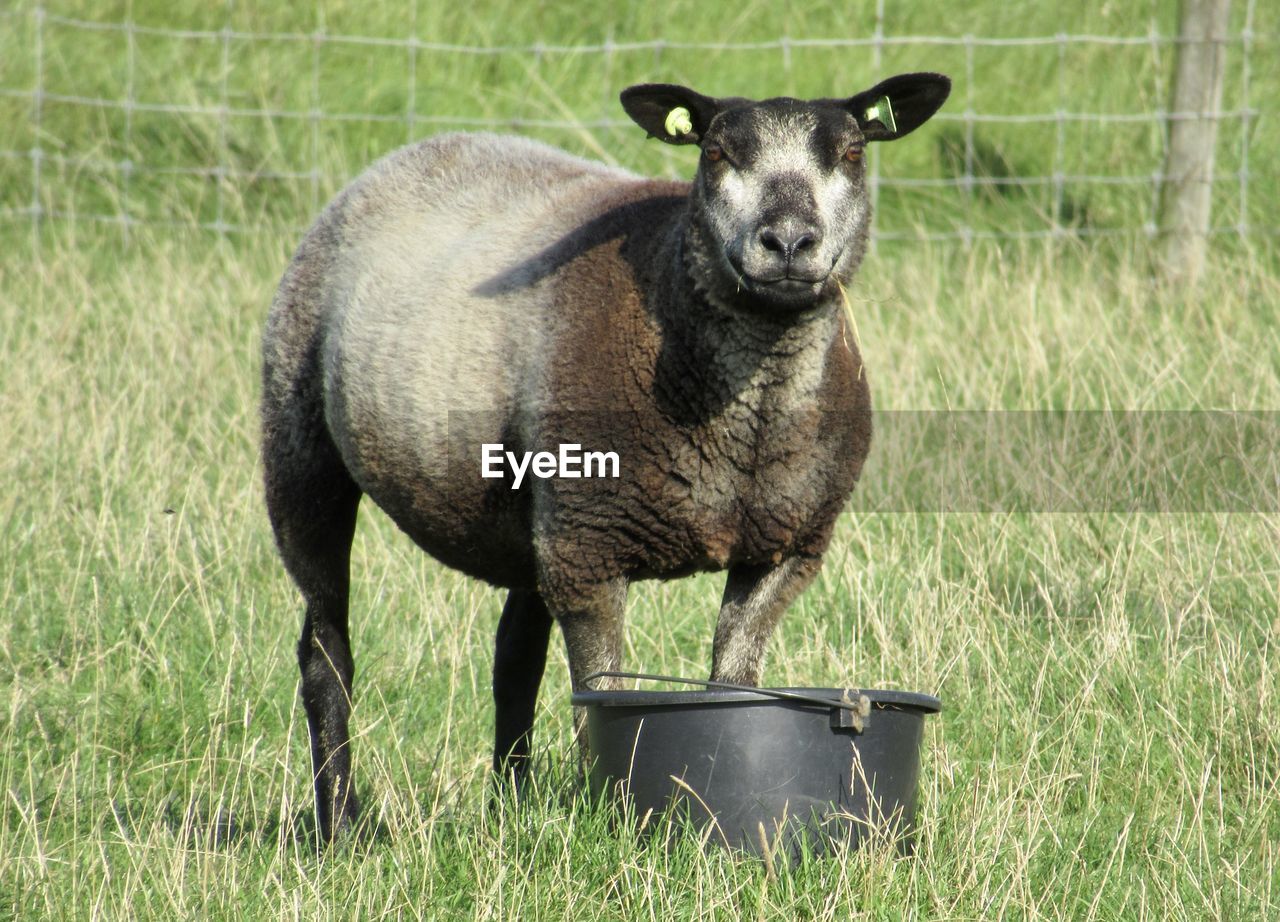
[[703, 144, 723, 163], [844, 145, 863, 163]]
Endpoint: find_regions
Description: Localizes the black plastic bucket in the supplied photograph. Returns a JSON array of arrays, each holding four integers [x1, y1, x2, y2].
[[572, 672, 941, 861]]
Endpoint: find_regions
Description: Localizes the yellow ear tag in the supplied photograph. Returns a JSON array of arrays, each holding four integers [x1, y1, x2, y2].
[[863, 95, 897, 134], [664, 106, 694, 137]]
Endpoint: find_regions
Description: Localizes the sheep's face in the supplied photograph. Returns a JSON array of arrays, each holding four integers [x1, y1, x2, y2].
[[622, 74, 950, 315], [692, 101, 871, 312]]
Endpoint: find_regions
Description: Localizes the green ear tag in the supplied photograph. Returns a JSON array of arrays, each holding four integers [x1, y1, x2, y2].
[[664, 106, 694, 137], [863, 95, 897, 134]]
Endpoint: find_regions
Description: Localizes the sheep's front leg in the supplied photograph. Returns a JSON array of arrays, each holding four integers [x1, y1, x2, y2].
[[710, 556, 822, 685], [548, 576, 630, 754]]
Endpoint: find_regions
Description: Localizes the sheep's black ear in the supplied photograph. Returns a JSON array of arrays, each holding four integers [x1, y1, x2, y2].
[[620, 84, 723, 145], [845, 73, 950, 142]]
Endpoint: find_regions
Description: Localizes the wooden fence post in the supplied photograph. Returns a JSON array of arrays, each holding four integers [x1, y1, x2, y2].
[[1158, 0, 1233, 285]]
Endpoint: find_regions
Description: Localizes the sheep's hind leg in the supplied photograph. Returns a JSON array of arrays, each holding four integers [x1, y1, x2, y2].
[[710, 557, 822, 686], [492, 588, 554, 791], [264, 428, 362, 845]]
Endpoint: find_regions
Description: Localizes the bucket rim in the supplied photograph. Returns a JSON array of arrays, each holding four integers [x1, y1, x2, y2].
[[570, 686, 941, 713]]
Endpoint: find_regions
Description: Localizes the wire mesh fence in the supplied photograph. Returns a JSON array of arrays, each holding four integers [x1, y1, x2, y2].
[[0, 1, 1273, 246]]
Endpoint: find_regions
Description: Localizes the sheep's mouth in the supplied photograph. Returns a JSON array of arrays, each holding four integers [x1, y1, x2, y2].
[[748, 273, 828, 290], [728, 259, 833, 309], [708, 244, 845, 313]]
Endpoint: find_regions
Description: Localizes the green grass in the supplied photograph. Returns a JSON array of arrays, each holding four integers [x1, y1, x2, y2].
[[2, 0, 1277, 238], [2, 1, 1279, 919]]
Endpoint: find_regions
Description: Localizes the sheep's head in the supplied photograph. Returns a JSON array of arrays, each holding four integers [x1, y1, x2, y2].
[[621, 74, 950, 315]]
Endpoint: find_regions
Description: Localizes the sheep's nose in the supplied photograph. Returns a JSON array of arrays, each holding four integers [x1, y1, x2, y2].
[[758, 226, 819, 262]]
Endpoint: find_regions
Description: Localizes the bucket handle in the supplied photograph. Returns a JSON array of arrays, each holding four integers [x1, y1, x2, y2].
[[581, 670, 871, 729]]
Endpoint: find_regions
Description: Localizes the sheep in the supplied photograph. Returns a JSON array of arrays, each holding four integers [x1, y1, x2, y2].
[[261, 73, 950, 843]]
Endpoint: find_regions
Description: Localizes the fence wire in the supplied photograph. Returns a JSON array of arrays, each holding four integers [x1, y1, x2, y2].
[[0, 2, 1271, 245]]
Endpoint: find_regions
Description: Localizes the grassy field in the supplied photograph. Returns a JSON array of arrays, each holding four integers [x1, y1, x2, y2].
[[2, 1, 1279, 919]]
